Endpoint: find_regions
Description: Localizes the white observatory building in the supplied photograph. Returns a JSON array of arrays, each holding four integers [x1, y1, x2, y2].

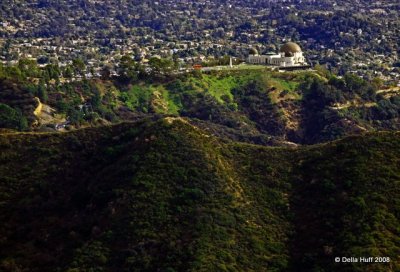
[[247, 42, 307, 67]]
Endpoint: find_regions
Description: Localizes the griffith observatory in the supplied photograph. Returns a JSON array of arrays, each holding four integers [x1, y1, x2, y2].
[[247, 42, 308, 68]]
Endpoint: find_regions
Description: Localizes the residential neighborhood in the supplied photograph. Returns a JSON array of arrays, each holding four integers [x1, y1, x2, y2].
[[0, 0, 399, 84]]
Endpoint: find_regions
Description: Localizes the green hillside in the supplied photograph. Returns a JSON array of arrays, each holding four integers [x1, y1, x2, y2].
[[1, 118, 399, 271], [1, 64, 399, 145]]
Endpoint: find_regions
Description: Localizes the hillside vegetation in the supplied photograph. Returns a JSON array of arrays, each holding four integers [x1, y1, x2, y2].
[[1, 63, 399, 145], [0, 118, 399, 272]]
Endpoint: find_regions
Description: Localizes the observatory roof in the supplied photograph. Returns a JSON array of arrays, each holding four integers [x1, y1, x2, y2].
[[280, 42, 302, 54]]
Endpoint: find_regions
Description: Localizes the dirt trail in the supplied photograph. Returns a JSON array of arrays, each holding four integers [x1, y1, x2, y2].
[[33, 97, 43, 116], [377, 87, 400, 94], [33, 97, 66, 125], [331, 101, 376, 110], [377, 87, 400, 98]]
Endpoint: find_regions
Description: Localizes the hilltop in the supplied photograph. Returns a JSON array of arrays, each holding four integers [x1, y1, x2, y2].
[[0, 118, 399, 271], [1, 66, 399, 145]]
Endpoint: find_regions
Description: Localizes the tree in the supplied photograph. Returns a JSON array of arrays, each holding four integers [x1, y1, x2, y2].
[[44, 64, 61, 82], [371, 77, 384, 90], [0, 103, 28, 130], [18, 58, 40, 78], [37, 80, 48, 102], [344, 73, 365, 93], [72, 58, 86, 77], [148, 57, 175, 76], [67, 107, 84, 126], [328, 76, 346, 90], [117, 55, 138, 83], [63, 65, 74, 79], [4, 66, 23, 81], [90, 90, 102, 111], [100, 65, 111, 80]]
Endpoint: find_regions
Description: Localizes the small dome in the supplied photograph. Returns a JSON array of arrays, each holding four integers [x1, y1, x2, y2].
[[280, 42, 302, 54], [249, 48, 258, 55]]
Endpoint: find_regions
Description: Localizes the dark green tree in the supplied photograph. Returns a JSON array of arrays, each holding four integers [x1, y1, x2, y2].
[[118, 55, 138, 83], [148, 57, 175, 76], [72, 58, 86, 77], [0, 103, 28, 130], [37, 80, 48, 102]]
